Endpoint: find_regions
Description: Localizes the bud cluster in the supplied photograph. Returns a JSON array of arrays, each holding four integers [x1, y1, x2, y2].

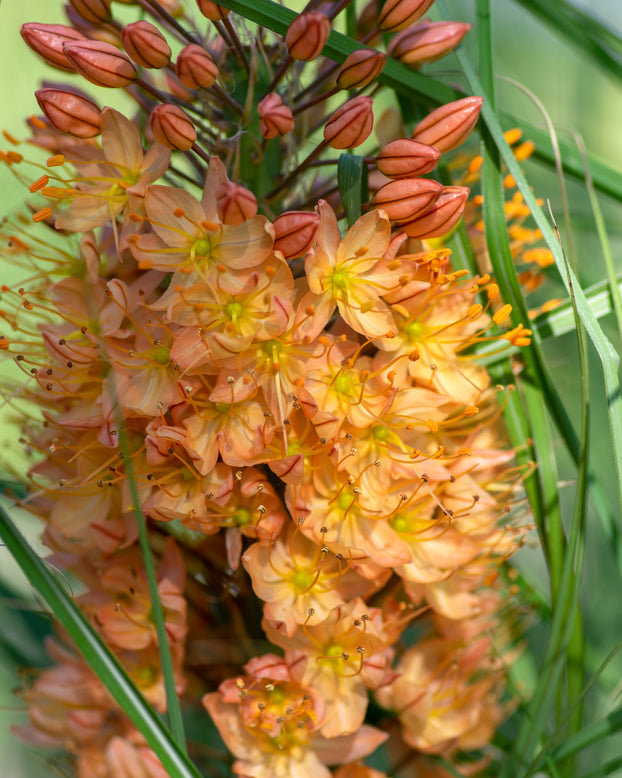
[[1, 2, 537, 777]]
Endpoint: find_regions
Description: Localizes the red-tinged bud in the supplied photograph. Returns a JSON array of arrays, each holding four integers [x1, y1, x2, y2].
[[336, 49, 386, 89], [258, 93, 295, 139], [401, 185, 469, 238], [35, 89, 101, 139], [149, 104, 197, 151], [176, 44, 218, 89], [273, 211, 319, 259], [196, 0, 230, 20], [68, 0, 111, 24], [376, 138, 440, 178], [387, 20, 471, 66], [122, 21, 171, 69], [378, 0, 435, 32], [20, 23, 86, 72], [372, 177, 442, 223], [216, 182, 258, 225], [324, 96, 374, 149], [286, 12, 331, 61], [411, 96, 483, 153], [63, 40, 137, 88]]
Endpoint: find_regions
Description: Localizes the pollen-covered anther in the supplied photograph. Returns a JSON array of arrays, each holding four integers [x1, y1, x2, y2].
[[47, 155, 65, 167], [32, 208, 53, 223], [464, 405, 479, 416], [492, 304, 512, 325], [29, 175, 49, 193]]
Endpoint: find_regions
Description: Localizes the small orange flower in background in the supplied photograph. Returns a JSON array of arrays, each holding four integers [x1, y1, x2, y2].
[[0, 1, 542, 776]]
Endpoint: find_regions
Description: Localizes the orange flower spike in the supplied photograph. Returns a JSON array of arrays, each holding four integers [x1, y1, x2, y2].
[[377, 0, 435, 32], [63, 40, 137, 88], [286, 12, 331, 61], [20, 23, 86, 72], [273, 210, 319, 259], [376, 138, 440, 179], [412, 96, 483, 153], [176, 44, 219, 89], [371, 177, 442, 223], [122, 21, 171, 69], [401, 185, 469, 238], [68, 0, 112, 24], [324, 96, 374, 150], [336, 50, 387, 90], [258, 93, 296, 139], [149, 104, 197, 151], [35, 89, 102, 139], [388, 20, 471, 66]]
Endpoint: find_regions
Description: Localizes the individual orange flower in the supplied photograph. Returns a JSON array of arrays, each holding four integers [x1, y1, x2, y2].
[[53, 108, 170, 237], [263, 599, 397, 737], [203, 653, 387, 777], [243, 522, 370, 637], [295, 200, 399, 341], [129, 158, 273, 277]]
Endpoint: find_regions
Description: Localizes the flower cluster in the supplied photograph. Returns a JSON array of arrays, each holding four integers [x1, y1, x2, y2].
[[1, 1, 536, 776]]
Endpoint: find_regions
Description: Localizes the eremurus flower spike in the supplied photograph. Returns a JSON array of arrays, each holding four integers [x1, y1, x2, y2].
[[2, 1, 537, 776]]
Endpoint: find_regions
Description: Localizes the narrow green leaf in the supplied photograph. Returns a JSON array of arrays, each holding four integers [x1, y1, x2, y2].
[[445, 9, 622, 535], [118, 422, 187, 752], [0, 503, 203, 778], [337, 154, 365, 227]]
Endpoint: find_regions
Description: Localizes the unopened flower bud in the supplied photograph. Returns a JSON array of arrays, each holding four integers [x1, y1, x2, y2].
[[258, 94, 295, 139], [372, 178, 442, 223], [149, 104, 197, 151], [286, 12, 331, 61], [216, 182, 258, 225], [378, 0, 435, 32], [176, 44, 218, 89], [324, 96, 374, 149], [401, 185, 469, 238], [68, 0, 112, 24], [376, 138, 440, 178], [196, 0, 230, 20], [273, 211, 319, 259], [20, 23, 86, 72], [122, 21, 171, 69], [387, 20, 471, 66], [336, 49, 386, 89], [411, 96, 483, 153], [63, 40, 137, 88], [35, 89, 101, 139]]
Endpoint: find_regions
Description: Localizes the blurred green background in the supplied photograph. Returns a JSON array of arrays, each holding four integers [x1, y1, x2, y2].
[[1, 0, 621, 775]]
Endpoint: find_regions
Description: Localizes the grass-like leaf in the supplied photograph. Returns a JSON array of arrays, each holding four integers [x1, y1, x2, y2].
[[337, 153, 366, 226], [0, 502, 203, 778]]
